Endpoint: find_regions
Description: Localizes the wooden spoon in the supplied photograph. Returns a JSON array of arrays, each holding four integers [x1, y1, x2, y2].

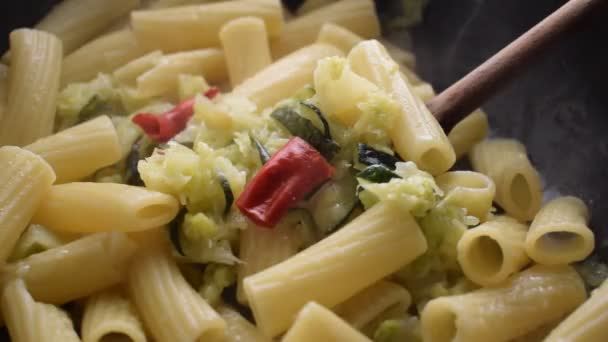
[[426, 0, 605, 131]]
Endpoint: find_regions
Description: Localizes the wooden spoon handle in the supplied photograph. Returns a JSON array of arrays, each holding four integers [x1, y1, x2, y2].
[[427, 0, 604, 131]]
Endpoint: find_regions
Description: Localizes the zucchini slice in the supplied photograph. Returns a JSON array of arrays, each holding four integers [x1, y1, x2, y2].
[[309, 172, 360, 235], [217, 172, 234, 216], [357, 164, 401, 183], [168, 209, 187, 256], [357, 143, 402, 169], [300, 101, 331, 139]]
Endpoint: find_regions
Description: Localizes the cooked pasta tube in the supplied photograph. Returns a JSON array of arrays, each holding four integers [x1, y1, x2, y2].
[[421, 264, 586, 342], [35, 0, 140, 55], [243, 201, 427, 337], [448, 109, 489, 159], [233, 43, 343, 110], [218, 306, 271, 342], [0, 63, 7, 121], [435, 171, 496, 221], [334, 281, 411, 329], [316, 23, 364, 54], [0, 147, 55, 264], [348, 40, 455, 175], [1, 279, 79, 342], [33, 182, 179, 233], [128, 248, 226, 342], [0, 29, 62, 146], [113, 50, 163, 85], [283, 302, 372, 342], [525, 196, 594, 265], [136, 49, 226, 97], [1, 232, 137, 304], [413, 82, 435, 102], [544, 279, 608, 342], [457, 216, 530, 286], [220, 17, 272, 87], [25, 116, 121, 184], [271, 0, 380, 58], [131, 0, 283, 52], [82, 288, 146, 342], [470, 139, 543, 221]]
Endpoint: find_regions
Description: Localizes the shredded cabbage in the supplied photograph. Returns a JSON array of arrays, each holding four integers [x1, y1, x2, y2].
[[56, 74, 121, 125], [373, 316, 422, 342]]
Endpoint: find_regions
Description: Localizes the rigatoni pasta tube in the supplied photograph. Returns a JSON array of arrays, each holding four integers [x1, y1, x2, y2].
[[233, 43, 343, 110], [435, 171, 496, 221], [421, 264, 586, 342], [127, 248, 226, 342], [271, 0, 380, 58], [316, 23, 363, 54], [220, 17, 272, 87], [470, 138, 543, 221], [457, 216, 530, 286], [0, 146, 55, 264], [1, 279, 80, 342], [348, 40, 455, 175], [33, 182, 179, 233], [82, 288, 146, 342], [448, 109, 489, 159], [131, 0, 283, 53], [525, 196, 594, 265], [283, 302, 372, 342], [544, 279, 608, 342], [113, 50, 163, 86], [0, 29, 62, 146], [218, 306, 271, 342], [0, 63, 7, 121], [243, 201, 427, 337], [25, 116, 121, 184], [1, 232, 137, 304]]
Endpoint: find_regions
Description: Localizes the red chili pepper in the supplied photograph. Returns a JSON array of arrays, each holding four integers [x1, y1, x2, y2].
[[236, 137, 335, 228], [132, 86, 220, 142]]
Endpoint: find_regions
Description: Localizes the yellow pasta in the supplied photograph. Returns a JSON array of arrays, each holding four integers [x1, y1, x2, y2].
[[218, 306, 271, 342], [0, 29, 62, 146], [348, 40, 455, 175], [435, 171, 496, 221], [25, 116, 121, 184], [0, 146, 55, 264], [131, 0, 283, 53], [233, 43, 343, 110], [283, 302, 372, 342], [448, 109, 489, 159], [33, 182, 179, 233], [1, 232, 137, 304], [243, 201, 427, 337], [421, 264, 586, 342], [82, 288, 146, 342], [271, 0, 380, 58], [525, 196, 594, 265], [220, 17, 272, 87], [0, 63, 8, 121], [1, 279, 80, 342], [457, 216, 530, 286], [413, 82, 436, 102], [470, 138, 543, 221], [127, 247, 226, 342], [316, 23, 364, 54], [113, 50, 163, 86]]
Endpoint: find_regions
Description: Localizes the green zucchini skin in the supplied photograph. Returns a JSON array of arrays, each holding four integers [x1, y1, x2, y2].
[[357, 164, 401, 183], [357, 143, 402, 169], [168, 209, 187, 256], [251, 136, 271, 164], [300, 101, 331, 139], [217, 172, 234, 216]]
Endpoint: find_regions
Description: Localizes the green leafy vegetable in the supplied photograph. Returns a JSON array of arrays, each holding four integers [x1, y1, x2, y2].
[[358, 143, 402, 169], [357, 165, 400, 183], [300, 101, 331, 139]]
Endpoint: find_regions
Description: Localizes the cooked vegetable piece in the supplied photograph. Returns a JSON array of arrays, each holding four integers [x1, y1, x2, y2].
[[309, 172, 360, 234], [199, 263, 236, 307], [77, 95, 117, 123], [357, 143, 401, 169], [251, 136, 271, 164], [575, 254, 608, 289], [218, 172, 234, 216], [168, 209, 187, 256], [300, 101, 331, 139], [357, 164, 401, 183], [126, 136, 156, 186]]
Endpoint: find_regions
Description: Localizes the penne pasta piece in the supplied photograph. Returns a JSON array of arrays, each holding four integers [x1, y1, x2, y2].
[[0, 146, 55, 264], [113, 50, 163, 86], [1, 232, 137, 304], [61, 29, 144, 86], [243, 201, 427, 337], [470, 138, 543, 221], [25, 116, 122, 184], [316, 23, 364, 54], [271, 0, 380, 58], [220, 17, 272, 87], [0, 63, 7, 121], [525, 196, 594, 265], [544, 279, 608, 342], [412, 82, 436, 102], [82, 288, 146, 342], [131, 0, 283, 53], [237, 223, 301, 304], [283, 302, 372, 342], [137, 49, 226, 97], [33, 182, 179, 233], [1, 279, 80, 342], [218, 306, 271, 342], [457, 216, 530, 286], [348, 40, 455, 175], [435, 171, 496, 221], [128, 247, 226, 342], [421, 264, 586, 342], [448, 109, 489, 159], [0, 29, 62, 146], [233, 43, 343, 110], [35, 0, 140, 55], [334, 281, 411, 330]]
